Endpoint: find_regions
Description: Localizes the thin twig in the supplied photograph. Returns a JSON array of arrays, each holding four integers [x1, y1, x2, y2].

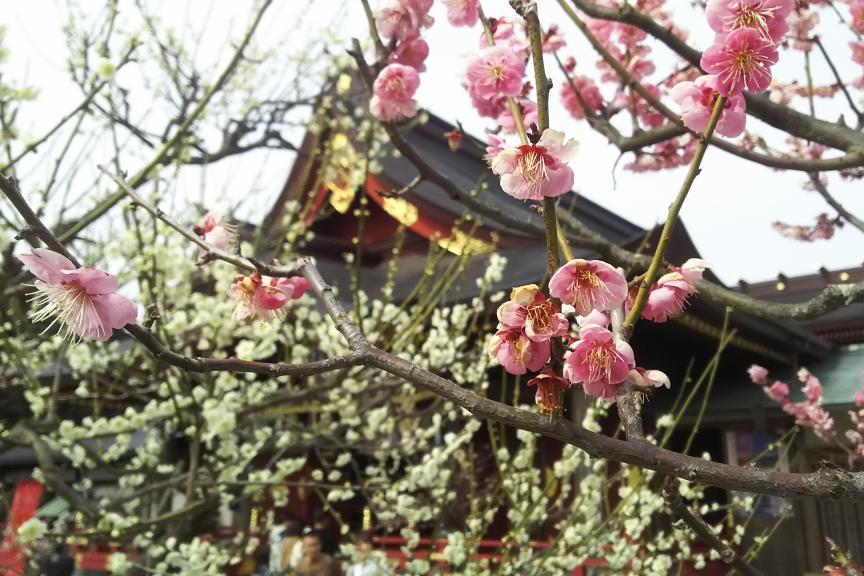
[[664, 479, 766, 576], [623, 96, 727, 338]]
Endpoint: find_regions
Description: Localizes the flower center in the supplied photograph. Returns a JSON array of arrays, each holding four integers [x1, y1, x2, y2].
[[386, 76, 406, 95], [30, 282, 106, 341], [512, 334, 529, 365], [490, 64, 506, 81], [515, 146, 546, 184], [584, 344, 614, 382], [526, 301, 552, 333], [734, 51, 756, 73], [728, 2, 778, 36]]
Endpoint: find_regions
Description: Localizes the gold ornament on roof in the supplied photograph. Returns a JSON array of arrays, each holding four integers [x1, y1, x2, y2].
[[381, 195, 419, 227], [325, 133, 362, 214], [439, 227, 495, 256]]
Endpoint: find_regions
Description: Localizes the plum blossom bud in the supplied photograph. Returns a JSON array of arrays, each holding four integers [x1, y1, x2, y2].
[[444, 130, 463, 152], [630, 367, 671, 389]]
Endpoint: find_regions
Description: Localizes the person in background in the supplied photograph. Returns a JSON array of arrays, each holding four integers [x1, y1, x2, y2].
[[269, 514, 287, 574], [345, 533, 390, 576], [311, 509, 338, 557], [288, 531, 338, 576], [280, 519, 304, 572]]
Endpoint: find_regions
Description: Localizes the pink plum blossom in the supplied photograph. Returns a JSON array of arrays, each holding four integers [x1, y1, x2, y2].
[[783, 401, 834, 441], [764, 380, 790, 404], [798, 367, 824, 403], [563, 323, 635, 401], [560, 76, 604, 120], [388, 37, 430, 71], [441, 0, 479, 27], [852, 1, 864, 35], [577, 309, 610, 329], [496, 284, 568, 342], [194, 203, 238, 253], [489, 128, 578, 201], [464, 45, 526, 100], [483, 134, 506, 164], [527, 370, 571, 415], [370, 64, 420, 122], [478, 16, 529, 54], [748, 364, 770, 385], [625, 136, 696, 172], [376, 0, 434, 41], [230, 272, 311, 322], [549, 259, 627, 316], [467, 90, 508, 119], [18, 248, 137, 341], [541, 25, 567, 52], [771, 214, 837, 242], [788, 8, 819, 52], [700, 27, 779, 96], [640, 258, 709, 323], [705, 0, 794, 43], [489, 329, 551, 375], [496, 99, 538, 135], [669, 75, 747, 137]]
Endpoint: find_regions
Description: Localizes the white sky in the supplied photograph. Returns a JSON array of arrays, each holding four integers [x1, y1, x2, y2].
[[2, 0, 863, 285]]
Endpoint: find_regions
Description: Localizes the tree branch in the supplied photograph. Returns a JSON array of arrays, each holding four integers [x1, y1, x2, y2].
[[808, 173, 864, 234], [556, 0, 864, 172], [563, 0, 864, 154], [56, 0, 274, 242], [664, 479, 766, 576]]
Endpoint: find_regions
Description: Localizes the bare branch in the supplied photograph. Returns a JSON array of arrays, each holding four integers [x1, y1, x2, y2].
[[808, 173, 864, 234], [664, 479, 766, 576]]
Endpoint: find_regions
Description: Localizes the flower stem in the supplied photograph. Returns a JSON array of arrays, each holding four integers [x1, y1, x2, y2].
[[621, 95, 727, 339], [518, 1, 560, 275], [479, 4, 529, 145]]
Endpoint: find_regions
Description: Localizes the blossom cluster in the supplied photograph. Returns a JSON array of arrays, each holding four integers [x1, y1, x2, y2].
[[748, 364, 836, 441], [672, 0, 791, 138], [14, 203, 314, 343], [490, 256, 703, 411], [370, 0, 435, 121]]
